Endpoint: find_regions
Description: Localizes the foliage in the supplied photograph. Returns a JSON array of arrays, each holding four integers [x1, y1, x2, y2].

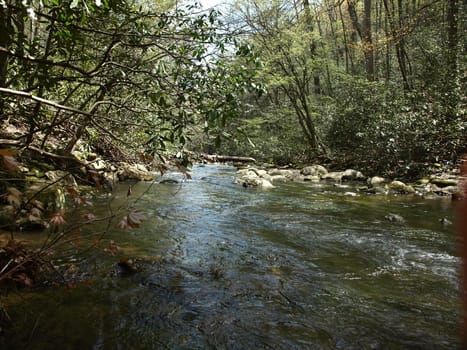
[[224, 0, 465, 175], [0, 0, 262, 287], [326, 77, 465, 177], [0, 0, 260, 157]]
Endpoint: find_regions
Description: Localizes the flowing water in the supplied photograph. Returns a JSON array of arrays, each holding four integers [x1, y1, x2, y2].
[[1, 165, 461, 349]]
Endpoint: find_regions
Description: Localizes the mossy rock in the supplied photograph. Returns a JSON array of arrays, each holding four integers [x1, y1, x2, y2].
[[429, 177, 458, 188]]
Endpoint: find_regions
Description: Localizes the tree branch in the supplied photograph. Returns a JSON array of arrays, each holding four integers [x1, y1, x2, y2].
[[0, 87, 98, 118]]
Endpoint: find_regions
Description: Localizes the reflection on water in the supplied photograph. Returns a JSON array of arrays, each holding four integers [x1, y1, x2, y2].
[[1, 165, 460, 349]]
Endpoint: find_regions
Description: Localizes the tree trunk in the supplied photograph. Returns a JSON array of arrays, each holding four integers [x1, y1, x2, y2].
[[303, 0, 321, 94], [363, 0, 375, 80], [0, 3, 12, 117], [383, 0, 411, 90], [338, 2, 352, 73], [64, 87, 108, 154], [347, 0, 362, 39], [445, 0, 459, 122]]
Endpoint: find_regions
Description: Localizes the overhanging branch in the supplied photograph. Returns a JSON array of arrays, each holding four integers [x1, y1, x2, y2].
[[0, 87, 97, 118]]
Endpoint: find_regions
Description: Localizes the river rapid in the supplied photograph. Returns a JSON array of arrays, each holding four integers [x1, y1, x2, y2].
[[1, 165, 461, 349]]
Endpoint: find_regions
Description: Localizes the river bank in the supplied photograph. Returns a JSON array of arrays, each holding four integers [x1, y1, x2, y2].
[[233, 162, 463, 200]]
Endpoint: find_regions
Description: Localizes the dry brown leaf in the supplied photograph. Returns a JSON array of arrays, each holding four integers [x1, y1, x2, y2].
[[1, 155, 20, 173], [83, 213, 96, 221], [66, 186, 79, 197], [15, 273, 33, 287], [117, 215, 130, 229], [74, 196, 92, 206], [0, 149, 17, 157], [50, 212, 66, 226], [127, 210, 146, 227]]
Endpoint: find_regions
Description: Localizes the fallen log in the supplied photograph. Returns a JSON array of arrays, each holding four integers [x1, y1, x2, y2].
[[190, 152, 256, 164]]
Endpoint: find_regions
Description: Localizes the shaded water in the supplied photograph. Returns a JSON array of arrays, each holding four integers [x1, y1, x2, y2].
[[1, 165, 460, 349]]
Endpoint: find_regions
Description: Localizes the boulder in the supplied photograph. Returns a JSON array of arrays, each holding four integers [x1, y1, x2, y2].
[[117, 163, 155, 181], [388, 180, 415, 194], [301, 165, 328, 177], [429, 176, 459, 188], [342, 169, 365, 181], [267, 168, 301, 181], [235, 175, 274, 189], [369, 176, 386, 187], [237, 168, 260, 177], [255, 169, 268, 177]]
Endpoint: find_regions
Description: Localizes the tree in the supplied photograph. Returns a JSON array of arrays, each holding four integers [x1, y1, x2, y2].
[[227, 0, 465, 172], [0, 0, 263, 287], [232, 0, 328, 157], [0, 0, 260, 156]]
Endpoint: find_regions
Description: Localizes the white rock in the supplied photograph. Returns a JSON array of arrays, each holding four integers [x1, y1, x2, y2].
[[369, 176, 386, 187], [301, 165, 328, 177]]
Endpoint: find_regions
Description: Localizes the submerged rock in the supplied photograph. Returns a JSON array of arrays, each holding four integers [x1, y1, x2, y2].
[[439, 217, 452, 226], [159, 178, 179, 184], [117, 257, 138, 275], [384, 213, 405, 223]]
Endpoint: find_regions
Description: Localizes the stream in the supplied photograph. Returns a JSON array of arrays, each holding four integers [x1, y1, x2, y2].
[[1, 165, 461, 349]]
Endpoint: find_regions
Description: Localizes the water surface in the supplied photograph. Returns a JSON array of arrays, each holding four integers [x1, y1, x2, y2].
[[1, 165, 460, 349]]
